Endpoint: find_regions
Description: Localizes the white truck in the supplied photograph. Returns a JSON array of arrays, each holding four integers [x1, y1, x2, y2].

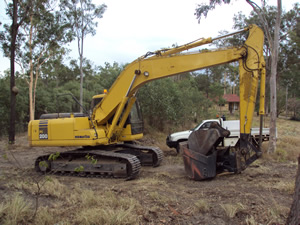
[[166, 118, 271, 153]]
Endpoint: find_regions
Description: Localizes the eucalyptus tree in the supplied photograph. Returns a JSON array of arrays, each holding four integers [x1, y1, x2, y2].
[[233, 3, 299, 119], [60, 0, 106, 112], [26, 1, 73, 121], [2, 0, 74, 121], [0, 0, 30, 143], [195, 0, 282, 153]]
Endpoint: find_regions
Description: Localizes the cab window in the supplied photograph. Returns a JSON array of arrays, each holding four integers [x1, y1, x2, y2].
[[200, 122, 212, 129]]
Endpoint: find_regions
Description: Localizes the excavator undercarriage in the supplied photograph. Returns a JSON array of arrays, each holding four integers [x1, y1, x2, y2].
[[35, 143, 163, 180]]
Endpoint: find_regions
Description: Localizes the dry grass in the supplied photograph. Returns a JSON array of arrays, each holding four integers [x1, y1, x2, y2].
[[1, 174, 142, 225], [75, 204, 138, 225], [245, 215, 257, 225], [276, 136, 299, 162], [164, 154, 183, 165], [194, 199, 209, 213], [135, 176, 168, 187], [257, 117, 300, 162], [220, 203, 245, 219], [0, 194, 33, 225], [267, 206, 290, 224], [34, 206, 58, 225], [0, 117, 298, 224], [273, 180, 295, 195], [147, 191, 176, 206], [69, 189, 141, 224], [251, 163, 271, 174], [155, 171, 176, 180], [263, 190, 291, 224], [76, 189, 141, 224], [6, 176, 68, 199]]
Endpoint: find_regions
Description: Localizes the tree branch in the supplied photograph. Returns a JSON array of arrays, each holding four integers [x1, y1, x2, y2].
[[246, 0, 274, 52]]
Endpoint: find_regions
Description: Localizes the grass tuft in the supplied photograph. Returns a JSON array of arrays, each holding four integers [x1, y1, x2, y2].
[[148, 191, 171, 205], [33, 206, 57, 225], [273, 181, 295, 195], [245, 215, 257, 225], [40, 177, 67, 199], [136, 177, 168, 187], [194, 199, 209, 213], [0, 194, 33, 225], [220, 203, 245, 219], [75, 205, 138, 225], [74, 191, 140, 225]]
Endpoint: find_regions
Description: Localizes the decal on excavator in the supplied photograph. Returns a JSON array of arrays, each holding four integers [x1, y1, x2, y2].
[[75, 135, 90, 139], [39, 120, 48, 140]]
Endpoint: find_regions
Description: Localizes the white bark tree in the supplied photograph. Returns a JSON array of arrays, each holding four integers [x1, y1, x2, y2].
[[60, 0, 106, 112]]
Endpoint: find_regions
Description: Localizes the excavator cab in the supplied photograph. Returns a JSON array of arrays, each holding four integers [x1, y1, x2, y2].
[[91, 94, 144, 136]]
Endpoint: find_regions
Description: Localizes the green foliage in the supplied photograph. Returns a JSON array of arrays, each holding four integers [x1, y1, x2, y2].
[[195, 0, 231, 23], [60, 0, 107, 39], [48, 152, 60, 161], [85, 154, 97, 165], [138, 78, 183, 130], [138, 75, 212, 131], [0, 76, 10, 136], [0, 72, 29, 136], [97, 62, 123, 90], [60, 0, 107, 107], [74, 165, 84, 172], [39, 161, 49, 169]]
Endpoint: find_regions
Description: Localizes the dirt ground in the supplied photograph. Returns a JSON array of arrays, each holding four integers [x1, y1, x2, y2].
[[0, 132, 297, 225]]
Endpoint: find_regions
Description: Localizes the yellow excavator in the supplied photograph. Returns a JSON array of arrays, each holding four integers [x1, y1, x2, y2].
[[28, 24, 266, 180]]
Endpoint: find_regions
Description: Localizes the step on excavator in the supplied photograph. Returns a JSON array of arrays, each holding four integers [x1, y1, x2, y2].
[[28, 24, 266, 180]]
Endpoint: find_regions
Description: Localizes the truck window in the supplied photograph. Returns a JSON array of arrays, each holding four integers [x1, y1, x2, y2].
[[200, 122, 212, 129]]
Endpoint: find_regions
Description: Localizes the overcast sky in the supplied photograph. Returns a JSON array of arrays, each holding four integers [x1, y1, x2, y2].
[[0, 0, 298, 74]]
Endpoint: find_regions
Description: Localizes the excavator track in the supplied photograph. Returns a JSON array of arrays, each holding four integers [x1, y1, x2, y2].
[[35, 149, 141, 180], [115, 143, 164, 167]]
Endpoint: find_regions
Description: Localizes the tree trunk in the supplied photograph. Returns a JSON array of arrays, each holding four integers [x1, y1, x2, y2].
[[29, 15, 34, 121], [268, 0, 281, 153], [9, 0, 18, 144], [79, 0, 84, 113], [77, 32, 84, 113], [79, 41, 84, 112], [287, 154, 300, 224]]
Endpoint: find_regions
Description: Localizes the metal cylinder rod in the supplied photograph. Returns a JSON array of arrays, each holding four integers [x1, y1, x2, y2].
[[212, 27, 249, 42]]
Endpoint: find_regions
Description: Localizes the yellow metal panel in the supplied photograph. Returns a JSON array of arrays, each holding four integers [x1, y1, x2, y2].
[[73, 117, 90, 130], [239, 63, 259, 134], [49, 118, 74, 140], [30, 138, 108, 147], [238, 25, 265, 134]]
